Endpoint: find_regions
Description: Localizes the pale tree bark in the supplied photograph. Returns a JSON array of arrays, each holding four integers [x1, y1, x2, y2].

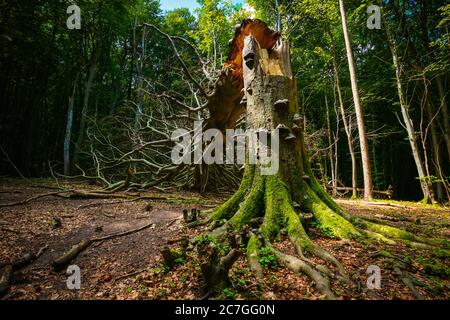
[[206, 20, 442, 298], [385, 24, 435, 203], [74, 63, 97, 166], [338, 0, 373, 200], [333, 58, 357, 198], [64, 73, 79, 175], [327, 26, 357, 198], [436, 77, 450, 161], [325, 94, 337, 197], [422, 79, 445, 201]]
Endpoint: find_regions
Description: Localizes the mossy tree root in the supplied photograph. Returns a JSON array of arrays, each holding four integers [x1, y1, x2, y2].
[[207, 172, 350, 298], [304, 164, 447, 249]]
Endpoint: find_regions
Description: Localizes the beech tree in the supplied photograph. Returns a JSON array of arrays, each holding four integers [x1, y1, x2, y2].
[[204, 20, 442, 297], [338, 0, 373, 200]]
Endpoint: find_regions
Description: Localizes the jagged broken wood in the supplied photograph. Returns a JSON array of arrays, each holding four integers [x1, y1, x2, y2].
[[200, 19, 446, 299]]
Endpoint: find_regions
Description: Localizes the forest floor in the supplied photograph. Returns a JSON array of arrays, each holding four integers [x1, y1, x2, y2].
[[0, 178, 449, 300]]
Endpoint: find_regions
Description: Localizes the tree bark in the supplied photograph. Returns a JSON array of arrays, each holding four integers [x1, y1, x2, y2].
[[325, 94, 337, 197], [205, 19, 443, 299], [338, 0, 373, 200], [436, 76, 450, 161], [423, 82, 445, 202], [384, 23, 435, 203], [332, 57, 357, 198], [74, 63, 97, 166], [64, 73, 79, 175]]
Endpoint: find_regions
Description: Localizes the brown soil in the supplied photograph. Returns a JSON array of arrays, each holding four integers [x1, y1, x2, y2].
[[0, 179, 449, 300]]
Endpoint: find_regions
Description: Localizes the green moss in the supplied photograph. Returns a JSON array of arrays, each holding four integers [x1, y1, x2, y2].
[[247, 234, 262, 262], [261, 176, 284, 239], [432, 248, 450, 259], [417, 256, 450, 277], [302, 183, 361, 240], [209, 165, 255, 222], [366, 222, 415, 241], [229, 172, 265, 229], [263, 175, 314, 251]]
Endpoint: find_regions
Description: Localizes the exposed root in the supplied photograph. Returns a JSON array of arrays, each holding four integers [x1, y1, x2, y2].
[[302, 182, 362, 240], [273, 247, 336, 300], [371, 250, 426, 300], [246, 233, 264, 279], [202, 172, 359, 298], [304, 173, 447, 249]]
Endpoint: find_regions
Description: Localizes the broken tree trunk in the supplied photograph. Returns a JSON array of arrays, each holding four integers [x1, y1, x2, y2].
[[204, 19, 445, 299], [198, 244, 240, 297]]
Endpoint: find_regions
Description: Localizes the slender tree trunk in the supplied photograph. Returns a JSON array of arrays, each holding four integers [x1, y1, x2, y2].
[[436, 77, 450, 161], [327, 26, 357, 198], [422, 81, 445, 201], [74, 63, 97, 166], [275, 0, 282, 32], [338, 0, 373, 200], [64, 73, 79, 175], [333, 92, 340, 198], [333, 59, 357, 198], [325, 94, 336, 196], [385, 25, 435, 203]]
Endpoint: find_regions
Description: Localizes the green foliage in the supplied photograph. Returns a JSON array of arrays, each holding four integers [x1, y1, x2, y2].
[[194, 234, 215, 246], [417, 256, 450, 278], [258, 247, 279, 269], [221, 288, 237, 300], [194, 234, 230, 256], [193, 0, 234, 66], [163, 8, 197, 38], [171, 249, 187, 265]]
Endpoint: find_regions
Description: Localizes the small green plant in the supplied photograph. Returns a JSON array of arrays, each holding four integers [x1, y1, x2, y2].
[[194, 234, 214, 246], [170, 249, 186, 265], [222, 288, 237, 300], [258, 247, 279, 269], [194, 235, 230, 256], [418, 256, 450, 277], [424, 261, 450, 277], [152, 267, 163, 274]]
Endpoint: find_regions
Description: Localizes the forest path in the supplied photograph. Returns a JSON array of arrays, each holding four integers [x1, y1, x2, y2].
[[0, 179, 448, 300], [0, 179, 226, 299]]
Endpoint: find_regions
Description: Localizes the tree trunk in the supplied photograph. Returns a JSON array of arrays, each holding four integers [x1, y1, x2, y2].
[[327, 25, 357, 198], [436, 76, 450, 162], [205, 19, 443, 299], [325, 94, 336, 197], [209, 33, 357, 299], [74, 63, 97, 166], [64, 73, 79, 175], [423, 82, 445, 202], [385, 24, 435, 203], [333, 57, 357, 198], [339, 0, 373, 201]]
